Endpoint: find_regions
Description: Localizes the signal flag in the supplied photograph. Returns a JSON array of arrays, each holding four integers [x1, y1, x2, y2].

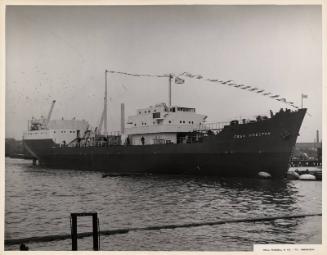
[[175, 77, 185, 84]]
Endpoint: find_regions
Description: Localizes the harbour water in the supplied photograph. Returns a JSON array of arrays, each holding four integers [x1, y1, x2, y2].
[[5, 157, 322, 251]]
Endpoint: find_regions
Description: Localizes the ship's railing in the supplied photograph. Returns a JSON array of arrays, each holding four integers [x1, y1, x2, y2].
[[62, 123, 228, 148], [65, 138, 122, 148], [125, 124, 197, 135], [61, 121, 231, 148], [125, 122, 230, 135], [195, 122, 229, 132], [176, 134, 204, 144], [63, 133, 207, 147], [108, 131, 121, 136], [65, 131, 122, 148]]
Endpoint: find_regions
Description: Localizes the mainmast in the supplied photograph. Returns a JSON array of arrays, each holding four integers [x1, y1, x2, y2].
[[168, 74, 173, 107], [104, 69, 108, 135]]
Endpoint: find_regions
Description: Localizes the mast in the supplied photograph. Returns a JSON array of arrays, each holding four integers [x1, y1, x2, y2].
[[121, 103, 125, 134], [97, 108, 105, 135], [169, 74, 173, 107], [104, 70, 108, 135]]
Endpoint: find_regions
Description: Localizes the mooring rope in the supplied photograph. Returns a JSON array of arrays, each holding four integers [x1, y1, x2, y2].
[[5, 213, 321, 246]]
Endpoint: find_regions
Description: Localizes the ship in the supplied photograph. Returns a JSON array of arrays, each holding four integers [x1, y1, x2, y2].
[[23, 72, 306, 178]]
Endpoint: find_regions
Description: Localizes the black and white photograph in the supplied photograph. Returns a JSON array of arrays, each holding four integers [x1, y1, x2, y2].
[[2, 1, 324, 252]]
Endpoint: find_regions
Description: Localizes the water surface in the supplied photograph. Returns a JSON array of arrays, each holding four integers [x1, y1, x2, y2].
[[5, 158, 322, 250]]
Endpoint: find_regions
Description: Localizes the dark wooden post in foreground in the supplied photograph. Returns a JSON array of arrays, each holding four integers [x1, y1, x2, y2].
[[71, 214, 78, 250], [70, 212, 99, 251], [92, 214, 98, 250]]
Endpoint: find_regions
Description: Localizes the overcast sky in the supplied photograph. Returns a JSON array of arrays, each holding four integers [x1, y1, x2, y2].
[[6, 5, 322, 142]]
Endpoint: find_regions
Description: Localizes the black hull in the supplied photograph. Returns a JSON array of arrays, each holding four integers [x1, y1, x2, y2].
[[33, 150, 291, 178], [23, 109, 306, 178]]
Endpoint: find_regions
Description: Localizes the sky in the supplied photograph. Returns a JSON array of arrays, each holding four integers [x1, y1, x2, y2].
[[5, 5, 322, 142]]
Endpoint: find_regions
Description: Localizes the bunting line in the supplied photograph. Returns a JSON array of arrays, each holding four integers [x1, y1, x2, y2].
[[177, 71, 299, 109], [108, 70, 169, 78], [108, 70, 300, 109]]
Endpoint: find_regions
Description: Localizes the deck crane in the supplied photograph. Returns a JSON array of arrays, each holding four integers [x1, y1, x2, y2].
[[45, 100, 56, 128]]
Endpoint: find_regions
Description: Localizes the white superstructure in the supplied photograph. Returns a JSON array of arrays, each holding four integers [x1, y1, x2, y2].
[[23, 102, 208, 147], [23, 118, 89, 145], [125, 103, 207, 145]]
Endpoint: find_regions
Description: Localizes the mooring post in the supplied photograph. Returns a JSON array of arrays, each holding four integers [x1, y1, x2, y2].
[[92, 213, 99, 251], [70, 212, 99, 251], [71, 214, 78, 251]]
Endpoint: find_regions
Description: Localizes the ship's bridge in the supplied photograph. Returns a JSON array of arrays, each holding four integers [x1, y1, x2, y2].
[[125, 103, 207, 145]]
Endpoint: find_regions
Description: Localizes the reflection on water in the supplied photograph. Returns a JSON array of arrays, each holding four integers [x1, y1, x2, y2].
[[5, 158, 321, 251]]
